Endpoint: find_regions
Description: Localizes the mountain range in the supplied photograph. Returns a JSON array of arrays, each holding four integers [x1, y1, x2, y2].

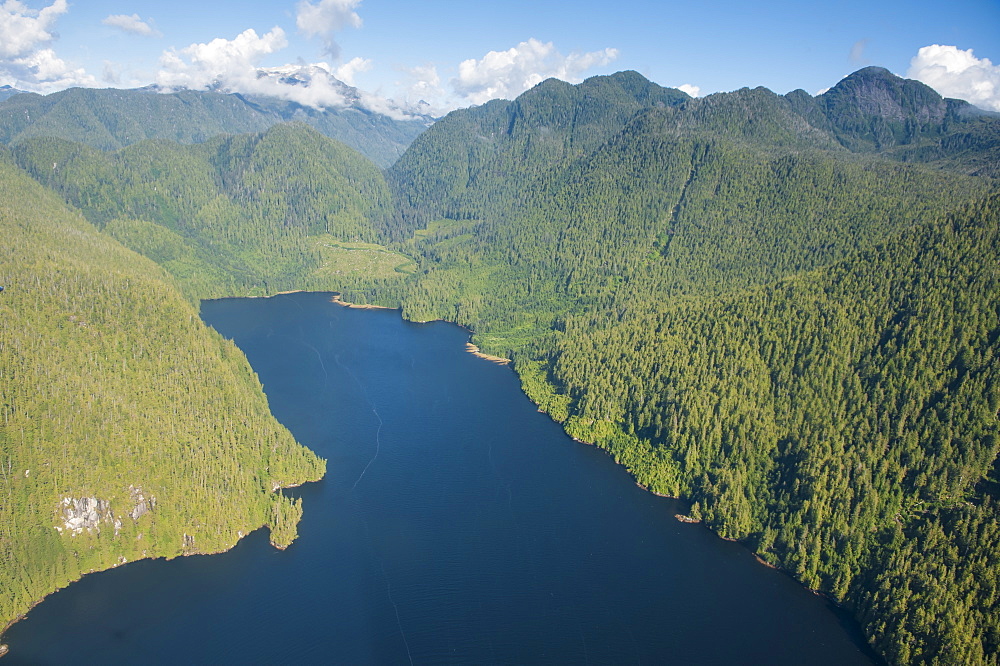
[[1, 66, 998, 665]]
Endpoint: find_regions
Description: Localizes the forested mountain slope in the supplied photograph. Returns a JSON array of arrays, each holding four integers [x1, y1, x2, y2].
[[375, 69, 1000, 665], [0, 153, 325, 638], [380, 70, 993, 351], [0, 86, 429, 168], [533, 193, 1000, 664], [11, 123, 405, 301], [3, 65, 1000, 665]]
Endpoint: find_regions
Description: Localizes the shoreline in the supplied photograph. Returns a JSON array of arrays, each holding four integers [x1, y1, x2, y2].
[[532, 393, 836, 605], [464, 342, 510, 364], [330, 294, 511, 364], [0, 476, 317, 652], [330, 293, 397, 311]]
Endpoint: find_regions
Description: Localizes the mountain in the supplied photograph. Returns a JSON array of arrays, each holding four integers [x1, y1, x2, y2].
[[378, 69, 1000, 664], [390, 70, 690, 228], [10, 122, 397, 300], [0, 150, 325, 637], [0, 85, 24, 102], [2, 66, 1000, 664], [0, 85, 430, 168]]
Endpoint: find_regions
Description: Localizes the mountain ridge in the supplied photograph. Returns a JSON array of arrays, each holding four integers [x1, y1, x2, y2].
[[0, 85, 430, 168], [1, 65, 999, 665]]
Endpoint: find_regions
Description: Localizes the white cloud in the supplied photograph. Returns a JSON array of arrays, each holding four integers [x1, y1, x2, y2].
[[0, 0, 97, 91], [102, 13, 161, 38], [334, 56, 371, 86], [395, 63, 449, 115], [677, 83, 700, 98], [907, 44, 1000, 112], [5, 47, 96, 90], [102, 60, 121, 84], [296, 0, 362, 59], [0, 0, 67, 58], [156, 27, 289, 91], [452, 38, 619, 106], [153, 28, 425, 119]]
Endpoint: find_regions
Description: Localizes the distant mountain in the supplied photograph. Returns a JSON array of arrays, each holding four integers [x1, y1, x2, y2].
[[393, 68, 999, 226], [390, 70, 691, 227], [0, 83, 431, 168], [0, 85, 24, 102]]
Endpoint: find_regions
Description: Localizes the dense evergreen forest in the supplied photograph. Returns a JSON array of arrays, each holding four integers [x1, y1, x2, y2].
[[1, 67, 999, 664], [0, 152, 325, 640], [0, 86, 430, 168], [378, 68, 1000, 665]]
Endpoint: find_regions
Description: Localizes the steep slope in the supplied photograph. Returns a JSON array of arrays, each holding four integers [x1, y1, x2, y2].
[[0, 153, 325, 639], [389, 70, 690, 230], [782, 67, 1000, 175], [0, 86, 429, 168], [531, 193, 1000, 664], [380, 69, 1000, 665], [0, 86, 23, 102], [4, 65, 1000, 664], [12, 123, 402, 300], [382, 76, 990, 351]]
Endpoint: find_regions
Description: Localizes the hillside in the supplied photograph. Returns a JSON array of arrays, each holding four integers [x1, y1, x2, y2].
[[0, 152, 326, 638], [10, 123, 409, 301], [0, 86, 430, 168], [377, 69, 1000, 664], [2, 66, 1000, 664]]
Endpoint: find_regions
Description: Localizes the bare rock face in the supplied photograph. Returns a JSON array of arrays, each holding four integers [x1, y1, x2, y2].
[[55, 488, 157, 536], [128, 485, 156, 520], [58, 497, 111, 535]]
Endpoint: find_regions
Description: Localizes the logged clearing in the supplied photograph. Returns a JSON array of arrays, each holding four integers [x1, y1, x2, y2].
[[312, 236, 416, 279]]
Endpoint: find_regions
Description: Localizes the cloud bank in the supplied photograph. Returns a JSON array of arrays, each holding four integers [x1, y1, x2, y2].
[[451, 38, 619, 106], [153, 28, 424, 120], [157, 27, 289, 91], [907, 44, 1000, 112], [0, 0, 96, 90]]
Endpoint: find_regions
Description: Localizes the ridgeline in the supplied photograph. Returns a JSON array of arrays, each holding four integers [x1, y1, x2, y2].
[[1, 69, 999, 664]]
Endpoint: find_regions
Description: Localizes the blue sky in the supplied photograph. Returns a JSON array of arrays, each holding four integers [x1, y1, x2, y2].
[[2, 0, 999, 114]]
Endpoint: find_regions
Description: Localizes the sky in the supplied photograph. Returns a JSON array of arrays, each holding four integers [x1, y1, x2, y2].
[[1, 0, 999, 117]]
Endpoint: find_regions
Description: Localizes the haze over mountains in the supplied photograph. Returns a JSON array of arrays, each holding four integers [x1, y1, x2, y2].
[[1, 67, 999, 665], [0, 73, 432, 169]]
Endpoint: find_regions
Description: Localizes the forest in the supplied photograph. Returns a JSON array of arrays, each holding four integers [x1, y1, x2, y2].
[[0, 152, 325, 638], [1, 66, 999, 664]]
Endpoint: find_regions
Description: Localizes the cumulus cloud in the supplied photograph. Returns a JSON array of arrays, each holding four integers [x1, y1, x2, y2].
[[395, 63, 449, 115], [153, 28, 424, 119], [452, 38, 619, 106], [102, 60, 121, 84], [334, 56, 371, 86], [0, 0, 96, 90], [156, 27, 289, 91], [102, 13, 161, 38], [296, 0, 362, 59], [677, 83, 700, 97], [907, 44, 1000, 112], [0, 0, 66, 58]]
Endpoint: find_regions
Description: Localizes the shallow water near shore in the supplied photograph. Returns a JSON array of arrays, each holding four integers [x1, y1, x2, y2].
[[4, 291, 878, 664]]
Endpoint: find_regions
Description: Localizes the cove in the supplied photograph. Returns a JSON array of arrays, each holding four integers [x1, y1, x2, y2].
[[4, 292, 879, 664]]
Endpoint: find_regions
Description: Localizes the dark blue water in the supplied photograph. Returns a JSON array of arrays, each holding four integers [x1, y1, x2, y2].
[[4, 292, 878, 664]]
